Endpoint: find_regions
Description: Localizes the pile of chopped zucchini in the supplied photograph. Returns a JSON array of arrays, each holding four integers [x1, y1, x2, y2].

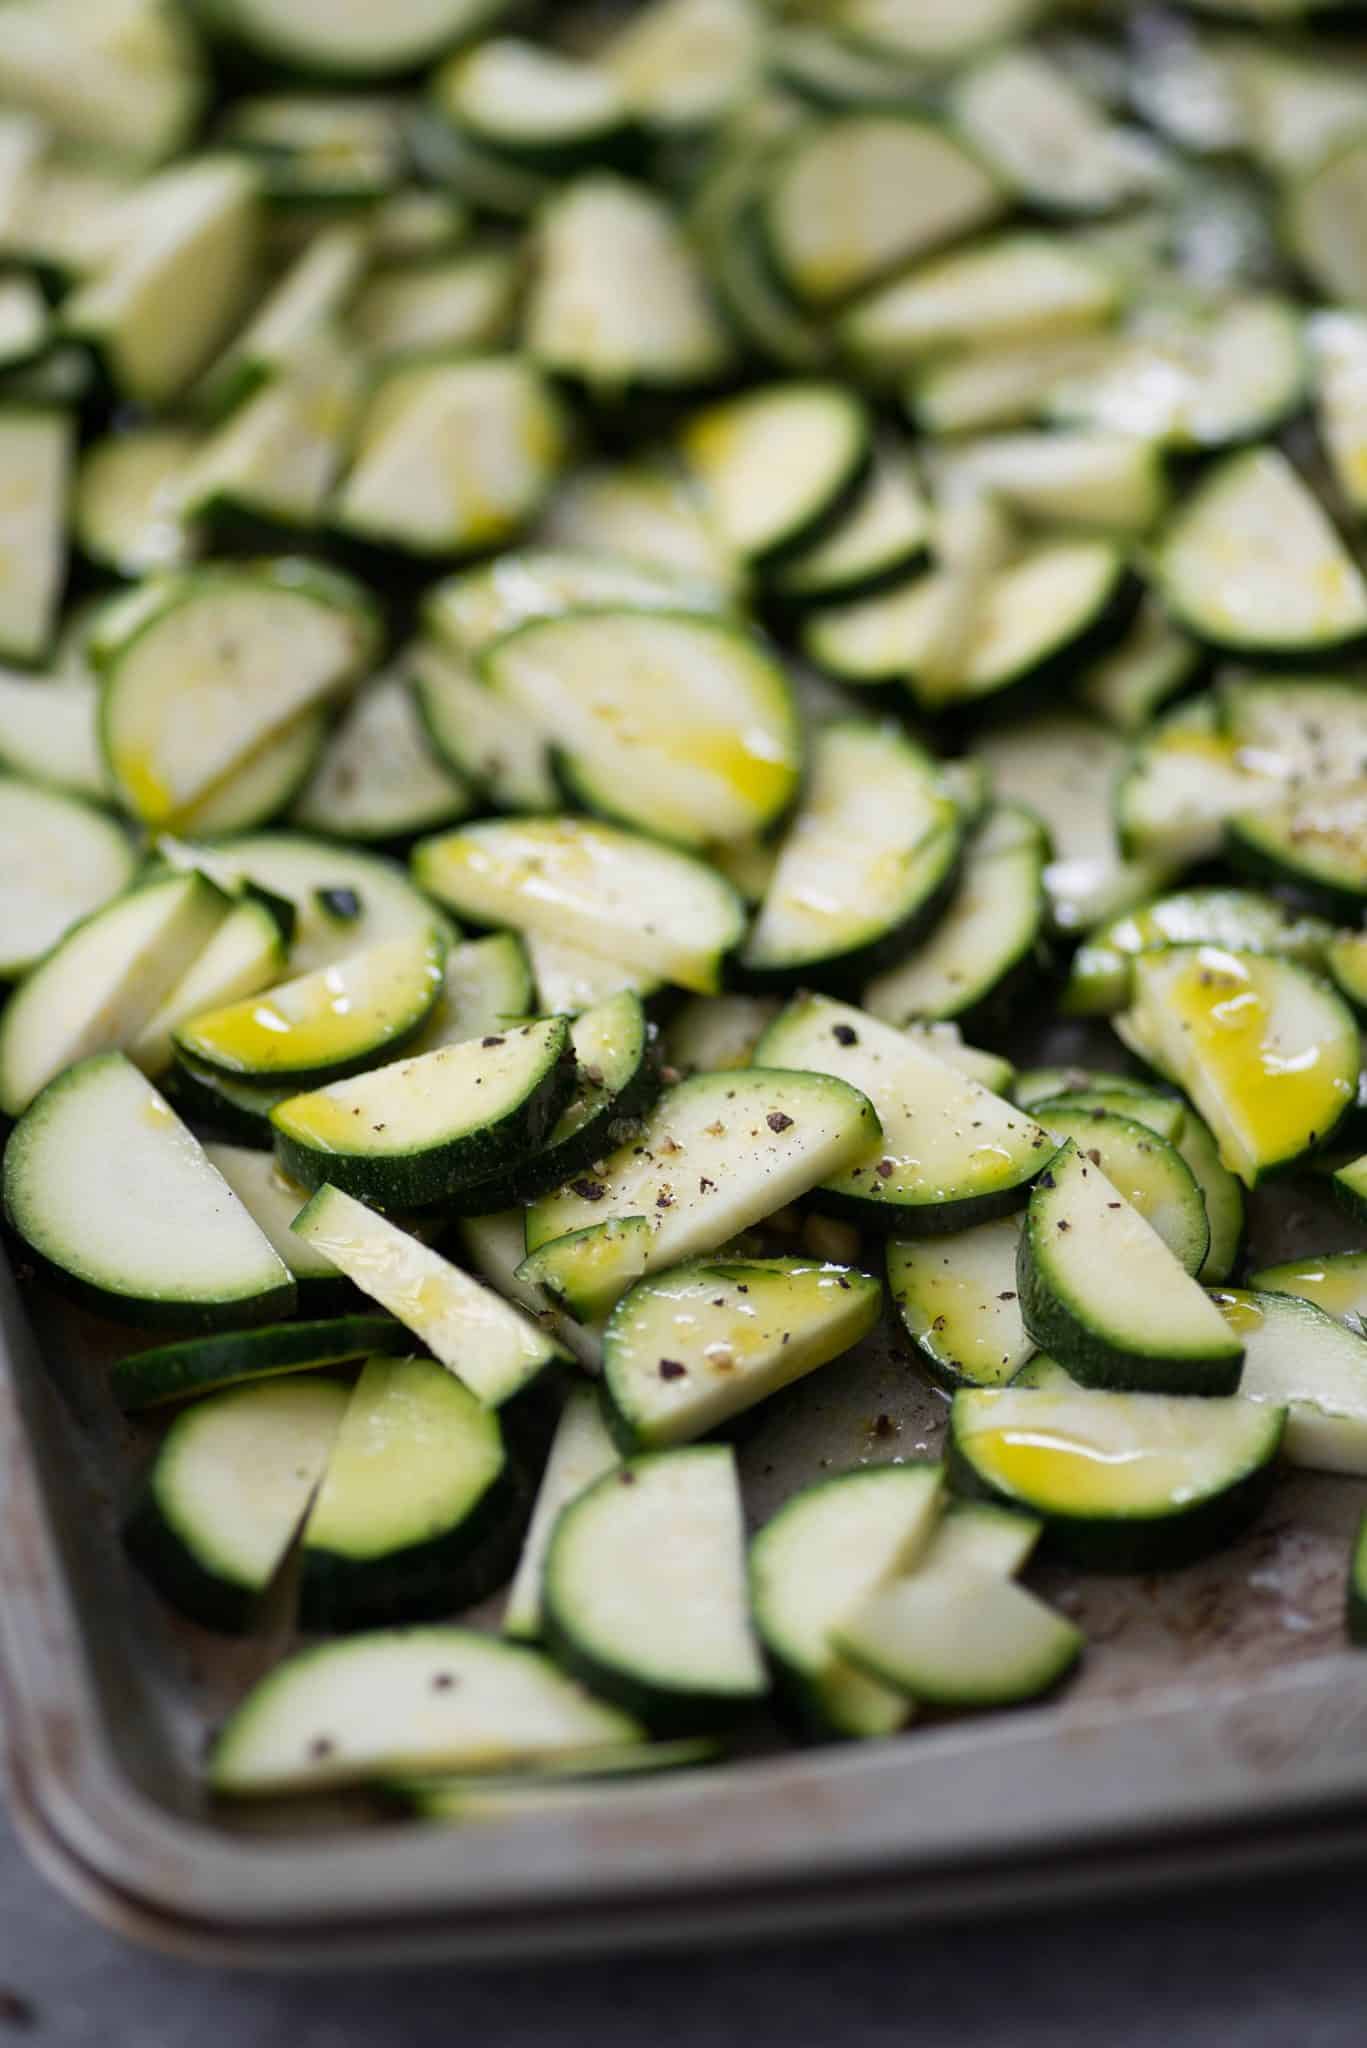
[[5, 0, 1367, 1811]]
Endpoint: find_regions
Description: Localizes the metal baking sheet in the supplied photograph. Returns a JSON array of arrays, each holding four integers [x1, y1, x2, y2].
[[7, 1090, 1367, 1965]]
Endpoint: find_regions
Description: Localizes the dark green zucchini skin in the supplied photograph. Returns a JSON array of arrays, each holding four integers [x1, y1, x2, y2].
[[124, 1490, 262, 1635], [947, 1424, 1284, 1574], [729, 828, 964, 997], [540, 1591, 762, 1739], [297, 1456, 531, 1632], [271, 1028, 579, 1210], [447, 1038, 664, 1215], [111, 1315, 408, 1411]]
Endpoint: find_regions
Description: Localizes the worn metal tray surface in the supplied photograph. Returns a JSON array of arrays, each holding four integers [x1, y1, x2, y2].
[[7, 1044, 1367, 1964]]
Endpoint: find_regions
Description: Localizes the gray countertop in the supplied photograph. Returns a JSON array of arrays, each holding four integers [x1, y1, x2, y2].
[[3, 1804, 1367, 2048]]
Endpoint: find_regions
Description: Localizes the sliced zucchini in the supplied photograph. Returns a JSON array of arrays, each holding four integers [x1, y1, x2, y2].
[[292, 1183, 567, 1409], [771, 443, 931, 604], [425, 548, 719, 661], [411, 104, 558, 220], [167, 1058, 291, 1146], [1116, 697, 1269, 871], [1048, 296, 1306, 452], [484, 610, 799, 851], [972, 710, 1173, 936], [762, 114, 1003, 309], [299, 1353, 521, 1630], [863, 802, 1047, 1025], [98, 562, 380, 833], [177, 929, 447, 1087], [0, 666, 107, 801], [835, 0, 1039, 65], [130, 897, 287, 1077], [1248, 1251, 1367, 1329], [749, 1462, 944, 1738], [126, 1377, 349, 1632], [914, 1021, 1014, 1091], [678, 383, 870, 567], [516, 1215, 653, 1326], [1229, 782, 1367, 907], [455, 1208, 604, 1376], [160, 831, 449, 976], [334, 354, 567, 558], [0, 0, 202, 164], [404, 932, 533, 1056], [1229, 40, 1367, 176], [62, 157, 260, 407], [927, 431, 1166, 535], [887, 1214, 1033, 1390], [843, 233, 1118, 377], [271, 1016, 575, 1209], [201, 1142, 348, 1299], [74, 426, 198, 581], [754, 993, 1054, 1235], [769, 22, 930, 109], [1309, 311, 1367, 519], [0, 868, 231, 1117], [0, 408, 71, 666], [816, 485, 1015, 696], [411, 638, 558, 814], [196, 223, 367, 417], [536, 456, 736, 594], [740, 721, 960, 984], [1153, 446, 1367, 658], [1063, 887, 1332, 1017], [1072, 595, 1205, 733], [1027, 1103, 1209, 1276], [1328, 930, 1367, 1015], [177, 336, 365, 540], [219, 93, 408, 205], [526, 175, 733, 396], [808, 541, 1137, 712], [1286, 133, 1367, 307], [113, 1315, 403, 1412], [665, 994, 780, 1076], [920, 1497, 1041, 1577], [2, 1053, 294, 1327], [910, 330, 1118, 438], [0, 778, 136, 982], [522, 933, 660, 1018], [602, 1256, 881, 1450], [950, 1384, 1284, 1571], [1214, 1286, 1367, 1473], [292, 667, 473, 845], [600, 0, 762, 134], [1125, 946, 1359, 1184], [838, 1563, 1082, 1710], [1018, 1140, 1239, 1392], [392, 1741, 720, 1817], [1335, 1151, 1367, 1221], [435, 38, 631, 170], [412, 816, 744, 996], [521, 1066, 881, 1320], [213, 1623, 641, 1793], [350, 246, 520, 362], [503, 1386, 618, 1640], [544, 1445, 767, 1729], [451, 990, 660, 1212], [200, 0, 512, 81], [699, 182, 834, 375], [952, 46, 1167, 217]]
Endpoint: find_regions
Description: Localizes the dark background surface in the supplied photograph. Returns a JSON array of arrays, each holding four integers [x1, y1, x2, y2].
[[3, 1804, 1367, 2048]]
